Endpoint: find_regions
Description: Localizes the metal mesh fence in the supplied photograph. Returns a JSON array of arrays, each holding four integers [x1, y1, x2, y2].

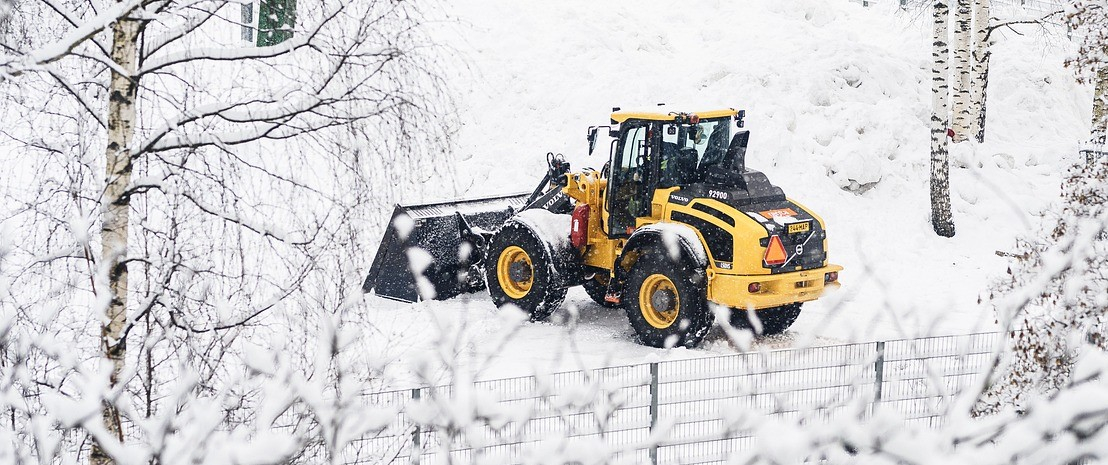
[[330, 332, 997, 465], [654, 341, 881, 464], [879, 332, 995, 427]]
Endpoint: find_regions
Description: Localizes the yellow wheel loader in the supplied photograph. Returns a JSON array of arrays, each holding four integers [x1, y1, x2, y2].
[[364, 108, 842, 348]]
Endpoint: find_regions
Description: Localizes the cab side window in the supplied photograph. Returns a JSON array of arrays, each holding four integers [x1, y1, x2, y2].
[[618, 126, 646, 174], [609, 124, 649, 235]]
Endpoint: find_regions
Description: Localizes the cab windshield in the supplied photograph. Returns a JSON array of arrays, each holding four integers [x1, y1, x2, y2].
[[659, 117, 731, 187]]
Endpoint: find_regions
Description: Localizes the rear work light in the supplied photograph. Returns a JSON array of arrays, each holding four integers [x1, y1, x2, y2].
[[825, 271, 838, 283], [764, 235, 787, 266]]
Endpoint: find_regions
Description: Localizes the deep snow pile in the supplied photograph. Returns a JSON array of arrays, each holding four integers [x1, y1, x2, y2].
[[367, 0, 1091, 381]]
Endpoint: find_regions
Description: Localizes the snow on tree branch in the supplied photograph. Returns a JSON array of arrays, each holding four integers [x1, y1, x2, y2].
[[1, 0, 456, 463], [4, 0, 145, 75]]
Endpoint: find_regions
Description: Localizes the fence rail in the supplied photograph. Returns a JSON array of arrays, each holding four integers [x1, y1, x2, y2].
[[329, 332, 999, 465]]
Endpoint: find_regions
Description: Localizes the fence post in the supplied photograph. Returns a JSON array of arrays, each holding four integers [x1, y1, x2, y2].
[[873, 341, 886, 409], [412, 388, 421, 464], [649, 362, 659, 465]]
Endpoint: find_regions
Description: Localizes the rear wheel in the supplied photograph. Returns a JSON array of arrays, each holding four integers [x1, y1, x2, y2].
[[582, 273, 619, 308], [485, 223, 567, 321], [624, 250, 713, 348], [728, 303, 802, 336]]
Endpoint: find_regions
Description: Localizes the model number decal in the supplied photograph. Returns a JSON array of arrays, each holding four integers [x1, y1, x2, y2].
[[707, 190, 728, 200]]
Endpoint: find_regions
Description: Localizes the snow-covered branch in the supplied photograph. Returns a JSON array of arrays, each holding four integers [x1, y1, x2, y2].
[[136, 2, 346, 76], [11, 0, 145, 73]]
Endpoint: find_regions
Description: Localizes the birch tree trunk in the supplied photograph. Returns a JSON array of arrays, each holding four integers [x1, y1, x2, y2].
[[3, 0, 453, 461], [932, 0, 956, 237], [1092, 64, 1108, 144], [950, 0, 973, 142], [90, 8, 140, 465], [970, 0, 991, 143]]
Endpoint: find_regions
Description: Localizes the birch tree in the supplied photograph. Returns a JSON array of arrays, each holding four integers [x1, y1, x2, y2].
[[92, 10, 141, 464], [1077, 2, 1108, 146], [970, 0, 991, 143], [1065, 1, 1108, 145], [961, 0, 1061, 145], [932, 0, 956, 237], [950, 0, 974, 142], [0, 0, 454, 463], [1093, 67, 1108, 143]]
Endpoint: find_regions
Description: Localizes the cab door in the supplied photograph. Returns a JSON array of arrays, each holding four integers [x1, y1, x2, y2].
[[605, 121, 656, 237]]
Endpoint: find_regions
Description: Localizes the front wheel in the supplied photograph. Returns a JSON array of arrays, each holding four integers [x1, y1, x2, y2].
[[485, 222, 567, 321], [728, 303, 802, 336], [623, 250, 713, 348]]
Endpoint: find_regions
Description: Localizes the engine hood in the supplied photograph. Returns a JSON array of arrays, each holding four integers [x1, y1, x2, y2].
[[666, 170, 785, 208]]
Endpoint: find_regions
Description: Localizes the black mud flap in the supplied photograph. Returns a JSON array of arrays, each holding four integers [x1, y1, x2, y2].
[[363, 193, 529, 303]]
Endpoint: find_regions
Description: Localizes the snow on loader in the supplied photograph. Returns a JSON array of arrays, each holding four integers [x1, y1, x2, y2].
[[364, 108, 842, 348]]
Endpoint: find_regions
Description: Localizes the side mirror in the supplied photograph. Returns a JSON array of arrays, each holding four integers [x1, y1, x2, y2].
[[736, 109, 746, 128], [587, 125, 615, 155]]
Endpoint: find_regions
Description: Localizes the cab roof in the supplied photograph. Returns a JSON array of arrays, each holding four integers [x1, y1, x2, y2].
[[609, 108, 738, 123]]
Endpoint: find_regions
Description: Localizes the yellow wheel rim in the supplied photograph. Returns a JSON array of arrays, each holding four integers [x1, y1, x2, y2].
[[639, 274, 680, 329], [496, 246, 533, 299]]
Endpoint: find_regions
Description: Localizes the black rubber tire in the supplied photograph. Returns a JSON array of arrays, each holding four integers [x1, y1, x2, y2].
[[728, 303, 803, 336], [582, 274, 619, 308], [623, 250, 713, 348], [485, 222, 567, 321]]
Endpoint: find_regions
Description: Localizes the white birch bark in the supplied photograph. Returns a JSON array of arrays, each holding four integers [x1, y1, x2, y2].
[[970, 0, 991, 143], [3, 0, 454, 462], [950, 0, 973, 143], [90, 6, 139, 465], [932, 0, 956, 237], [1092, 65, 1108, 144]]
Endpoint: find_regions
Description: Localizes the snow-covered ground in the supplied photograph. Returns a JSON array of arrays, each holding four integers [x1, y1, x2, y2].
[[367, 0, 1090, 383]]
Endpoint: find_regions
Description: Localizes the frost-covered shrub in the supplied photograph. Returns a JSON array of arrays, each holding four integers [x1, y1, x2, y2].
[[978, 160, 1108, 414]]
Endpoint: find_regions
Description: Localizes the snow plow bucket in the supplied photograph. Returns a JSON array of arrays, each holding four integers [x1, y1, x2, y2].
[[363, 193, 529, 303]]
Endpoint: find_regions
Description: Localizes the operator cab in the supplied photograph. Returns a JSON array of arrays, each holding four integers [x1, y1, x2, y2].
[[659, 115, 732, 188], [587, 108, 783, 238]]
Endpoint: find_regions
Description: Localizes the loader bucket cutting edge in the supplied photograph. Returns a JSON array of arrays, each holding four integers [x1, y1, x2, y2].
[[363, 192, 530, 303]]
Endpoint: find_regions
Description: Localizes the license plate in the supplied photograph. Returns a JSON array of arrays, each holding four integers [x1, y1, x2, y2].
[[787, 222, 810, 234]]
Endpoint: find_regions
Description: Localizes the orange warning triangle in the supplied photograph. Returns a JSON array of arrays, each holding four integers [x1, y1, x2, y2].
[[764, 235, 787, 266]]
